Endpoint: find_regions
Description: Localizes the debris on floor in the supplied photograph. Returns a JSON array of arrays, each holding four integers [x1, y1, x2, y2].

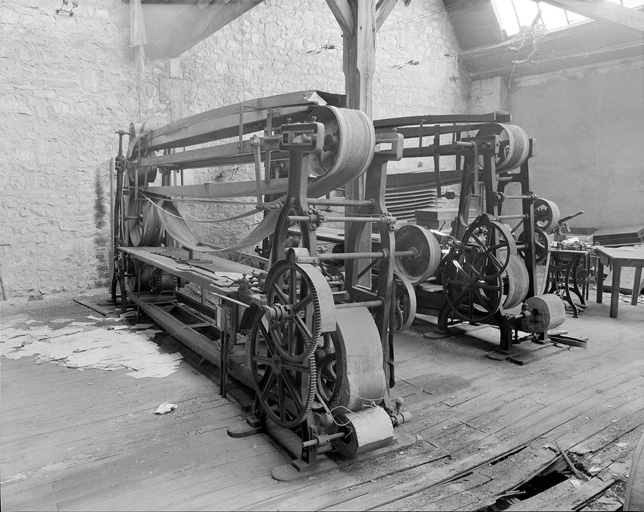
[[1, 321, 183, 378]]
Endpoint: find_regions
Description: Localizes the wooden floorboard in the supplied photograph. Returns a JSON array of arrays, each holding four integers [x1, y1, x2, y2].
[[2, 295, 643, 511]]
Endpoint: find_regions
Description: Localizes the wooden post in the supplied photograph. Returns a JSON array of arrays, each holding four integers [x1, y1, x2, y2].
[[327, 0, 398, 279]]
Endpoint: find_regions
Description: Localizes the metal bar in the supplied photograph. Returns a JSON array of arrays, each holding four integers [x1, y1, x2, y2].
[[308, 198, 374, 207], [287, 215, 389, 223], [373, 112, 511, 129], [496, 214, 528, 221], [335, 299, 384, 309], [317, 251, 388, 261]]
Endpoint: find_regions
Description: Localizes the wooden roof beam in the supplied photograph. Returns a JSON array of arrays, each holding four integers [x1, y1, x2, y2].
[[376, 0, 398, 30], [326, 0, 355, 35], [538, 0, 644, 34]]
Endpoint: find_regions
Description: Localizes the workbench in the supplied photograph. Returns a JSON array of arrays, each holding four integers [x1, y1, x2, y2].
[[595, 245, 644, 318]]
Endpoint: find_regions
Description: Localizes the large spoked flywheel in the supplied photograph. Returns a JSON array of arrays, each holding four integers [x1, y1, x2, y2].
[[442, 250, 503, 323], [249, 311, 317, 429], [262, 259, 336, 363], [461, 216, 517, 279]]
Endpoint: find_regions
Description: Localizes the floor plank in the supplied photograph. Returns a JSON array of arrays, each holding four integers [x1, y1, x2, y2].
[[2, 295, 643, 511]]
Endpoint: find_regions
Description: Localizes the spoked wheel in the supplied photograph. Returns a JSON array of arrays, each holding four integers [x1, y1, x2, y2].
[[263, 259, 335, 363], [249, 310, 317, 429], [442, 251, 503, 323], [461, 216, 517, 279]]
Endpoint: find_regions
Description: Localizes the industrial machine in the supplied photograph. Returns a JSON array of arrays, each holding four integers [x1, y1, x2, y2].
[[110, 91, 420, 478], [371, 114, 585, 357]]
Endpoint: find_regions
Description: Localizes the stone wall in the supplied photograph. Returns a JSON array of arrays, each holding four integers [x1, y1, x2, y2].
[[507, 57, 644, 232], [0, 0, 470, 299]]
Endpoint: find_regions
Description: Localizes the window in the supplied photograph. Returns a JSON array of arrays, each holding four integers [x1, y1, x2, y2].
[[491, 0, 644, 37]]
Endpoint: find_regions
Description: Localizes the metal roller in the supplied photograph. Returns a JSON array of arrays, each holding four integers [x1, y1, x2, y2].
[[501, 254, 529, 310], [394, 224, 441, 285], [326, 307, 387, 412], [476, 123, 530, 171], [331, 405, 394, 458], [306, 106, 375, 181], [520, 293, 566, 333]]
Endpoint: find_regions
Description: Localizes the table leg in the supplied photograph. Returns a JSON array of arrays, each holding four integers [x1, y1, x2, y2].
[[632, 267, 642, 306], [597, 261, 604, 304], [610, 264, 621, 318]]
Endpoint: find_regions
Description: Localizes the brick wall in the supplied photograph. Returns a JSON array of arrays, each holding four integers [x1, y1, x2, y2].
[[0, 0, 470, 299]]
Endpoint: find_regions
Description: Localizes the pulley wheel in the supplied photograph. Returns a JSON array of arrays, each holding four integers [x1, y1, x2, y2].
[[517, 227, 550, 265], [534, 198, 560, 232], [262, 259, 336, 363], [306, 106, 375, 181], [394, 224, 441, 285], [501, 254, 529, 310], [126, 115, 167, 159], [392, 273, 417, 332], [249, 310, 317, 429], [534, 227, 550, 264], [126, 195, 164, 247], [127, 262, 154, 293], [442, 251, 503, 323], [461, 216, 517, 279], [476, 123, 530, 171]]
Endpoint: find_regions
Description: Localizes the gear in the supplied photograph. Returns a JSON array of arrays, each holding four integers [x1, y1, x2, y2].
[[249, 308, 317, 428]]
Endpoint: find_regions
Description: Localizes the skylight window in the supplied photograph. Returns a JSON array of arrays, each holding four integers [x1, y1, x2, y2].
[[492, 0, 644, 37], [491, 0, 587, 36]]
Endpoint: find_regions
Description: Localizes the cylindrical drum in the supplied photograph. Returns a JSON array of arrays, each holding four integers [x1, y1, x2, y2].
[[394, 224, 442, 285], [329, 307, 387, 411], [476, 123, 530, 171], [502, 254, 529, 310], [520, 294, 566, 333], [306, 106, 375, 183], [332, 405, 394, 458]]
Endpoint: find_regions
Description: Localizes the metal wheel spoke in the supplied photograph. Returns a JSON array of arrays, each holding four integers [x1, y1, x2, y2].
[[277, 376, 287, 421], [259, 368, 277, 402], [258, 321, 276, 354], [292, 293, 313, 314], [473, 288, 495, 311], [293, 314, 314, 343], [271, 282, 289, 305], [281, 371, 304, 414], [281, 360, 310, 373]]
